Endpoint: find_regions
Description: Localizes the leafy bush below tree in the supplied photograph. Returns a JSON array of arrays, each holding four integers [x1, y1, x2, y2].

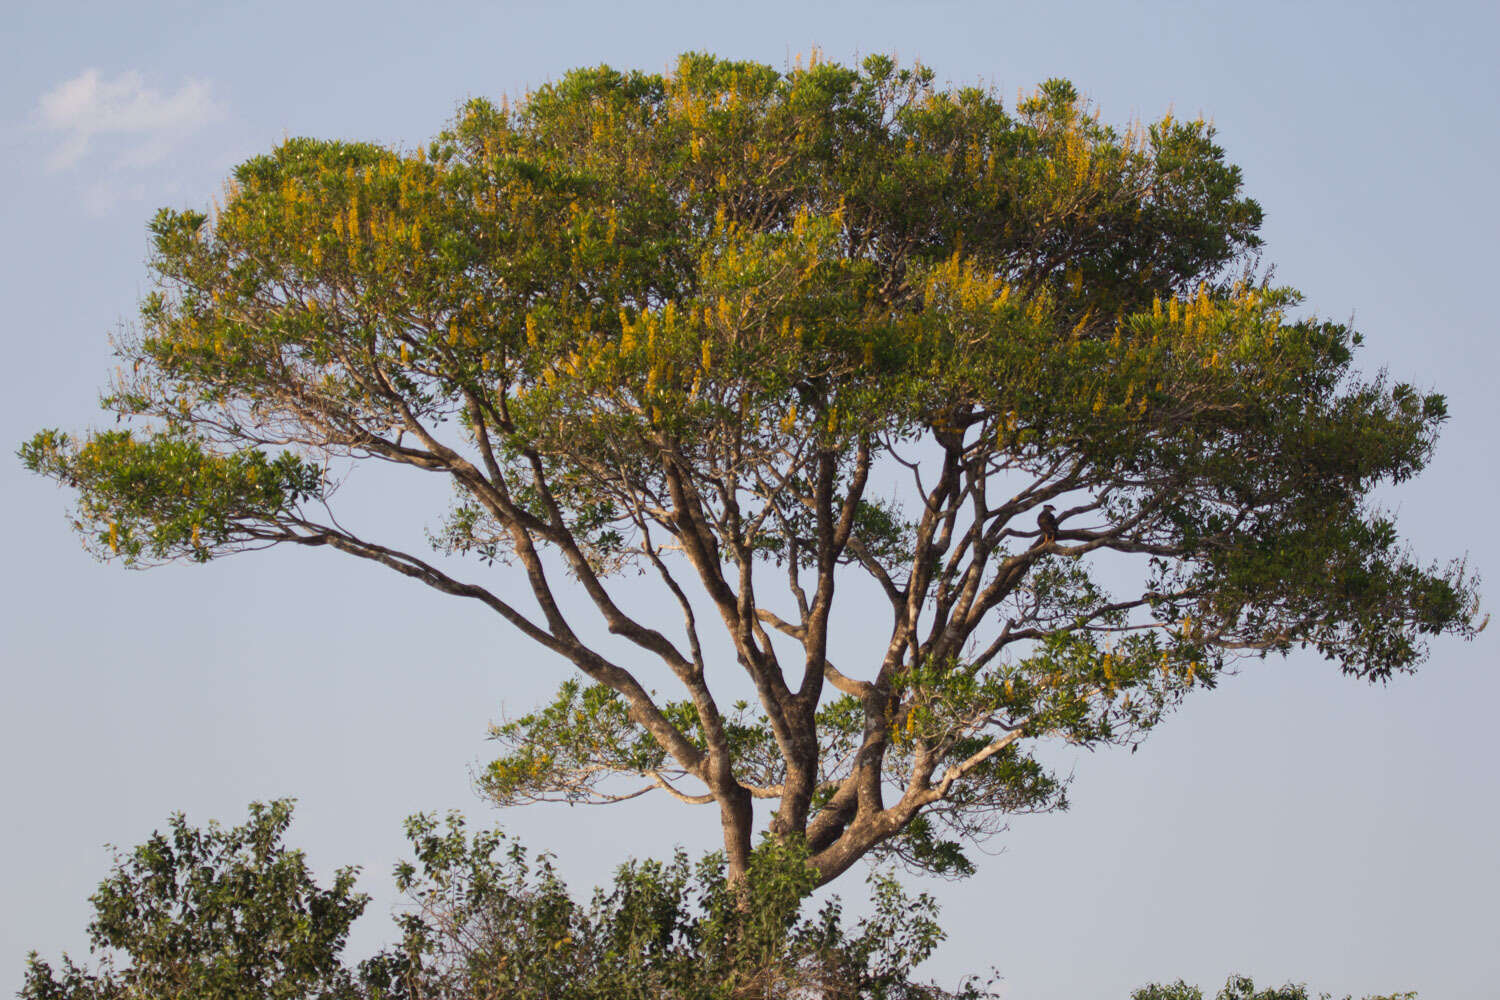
[[19, 802, 1415, 1000]]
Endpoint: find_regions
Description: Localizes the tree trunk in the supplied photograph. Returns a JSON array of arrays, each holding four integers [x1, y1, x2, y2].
[[718, 783, 754, 885]]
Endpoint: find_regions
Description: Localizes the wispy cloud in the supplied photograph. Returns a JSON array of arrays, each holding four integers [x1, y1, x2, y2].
[[38, 69, 222, 171]]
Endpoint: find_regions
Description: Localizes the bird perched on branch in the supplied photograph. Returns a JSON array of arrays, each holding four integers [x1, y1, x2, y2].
[[1036, 504, 1059, 545]]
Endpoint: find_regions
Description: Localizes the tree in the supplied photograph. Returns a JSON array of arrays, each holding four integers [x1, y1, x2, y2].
[[20, 801, 365, 1000], [21, 52, 1479, 890], [1131, 975, 1416, 1000]]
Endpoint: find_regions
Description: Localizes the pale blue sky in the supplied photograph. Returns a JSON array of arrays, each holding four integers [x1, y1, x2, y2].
[[3, 2, 1497, 997]]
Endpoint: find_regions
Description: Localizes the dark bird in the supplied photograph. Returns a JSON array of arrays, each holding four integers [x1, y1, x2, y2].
[[1037, 504, 1059, 544]]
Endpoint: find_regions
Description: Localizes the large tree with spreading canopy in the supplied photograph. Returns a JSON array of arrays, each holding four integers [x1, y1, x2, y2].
[[23, 52, 1479, 889]]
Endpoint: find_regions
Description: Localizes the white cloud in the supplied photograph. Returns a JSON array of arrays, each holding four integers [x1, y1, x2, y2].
[[38, 69, 222, 171]]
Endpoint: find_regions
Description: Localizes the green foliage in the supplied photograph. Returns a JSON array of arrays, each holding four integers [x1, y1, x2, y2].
[[481, 679, 787, 807], [377, 811, 987, 1000], [19, 804, 1431, 1000], [20, 430, 322, 565], [1131, 974, 1416, 1000], [20, 801, 366, 1000]]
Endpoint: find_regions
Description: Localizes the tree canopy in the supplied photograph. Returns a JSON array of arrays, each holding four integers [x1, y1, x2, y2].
[[1131, 977, 1415, 1000], [19, 802, 366, 1000], [21, 52, 1479, 888], [19, 800, 1413, 1000]]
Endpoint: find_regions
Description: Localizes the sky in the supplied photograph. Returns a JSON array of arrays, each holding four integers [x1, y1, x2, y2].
[[2, 1, 1497, 997]]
